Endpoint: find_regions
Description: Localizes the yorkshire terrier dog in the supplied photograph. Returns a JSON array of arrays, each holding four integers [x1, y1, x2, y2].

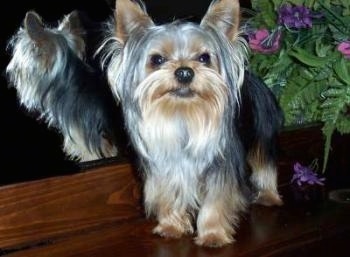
[[7, 0, 283, 248], [6, 11, 119, 161], [99, 0, 284, 247]]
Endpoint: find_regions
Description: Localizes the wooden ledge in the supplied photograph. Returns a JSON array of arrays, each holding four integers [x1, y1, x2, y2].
[[0, 163, 142, 251], [0, 126, 350, 256]]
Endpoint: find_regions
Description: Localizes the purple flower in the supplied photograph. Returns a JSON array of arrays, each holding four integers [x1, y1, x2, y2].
[[337, 41, 350, 59], [278, 5, 312, 29], [291, 162, 325, 186], [248, 29, 281, 54]]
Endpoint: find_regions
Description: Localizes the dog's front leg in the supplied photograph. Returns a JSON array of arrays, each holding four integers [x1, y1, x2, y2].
[[144, 174, 194, 239], [195, 176, 246, 247]]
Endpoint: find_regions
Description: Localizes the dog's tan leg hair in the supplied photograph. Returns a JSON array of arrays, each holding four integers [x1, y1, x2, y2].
[[144, 175, 194, 239], [248, 144, 283, 206], [195, 180, 246, 247]]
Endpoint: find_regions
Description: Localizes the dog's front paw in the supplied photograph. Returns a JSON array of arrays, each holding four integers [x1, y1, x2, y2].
[[153, 223, 184, 238], [153, 222, 193, 239], [195, 231, 234, 248]]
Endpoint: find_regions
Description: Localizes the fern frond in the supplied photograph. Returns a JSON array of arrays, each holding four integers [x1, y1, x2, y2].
[[320, 84, 350, 171], [321, 122, 335, 173]]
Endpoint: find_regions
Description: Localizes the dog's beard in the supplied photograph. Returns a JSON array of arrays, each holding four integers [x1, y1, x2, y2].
[[135, 66, 228, 157]]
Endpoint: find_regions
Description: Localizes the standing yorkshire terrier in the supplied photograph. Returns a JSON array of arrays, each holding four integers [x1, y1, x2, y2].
[[6, 11, 120, 161], [100, 0, 284, 247], [7, 0, 283, 248]]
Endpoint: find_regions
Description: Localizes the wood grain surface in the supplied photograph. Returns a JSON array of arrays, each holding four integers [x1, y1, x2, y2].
[[0, 126, 349, 257], [0, 163, 142, 249]]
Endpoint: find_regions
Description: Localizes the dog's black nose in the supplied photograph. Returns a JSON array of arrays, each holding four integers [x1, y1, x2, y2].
[[174, 67, 194, 84]]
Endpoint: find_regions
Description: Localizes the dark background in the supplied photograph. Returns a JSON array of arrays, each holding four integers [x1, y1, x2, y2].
[[0, 0, 251, 185]]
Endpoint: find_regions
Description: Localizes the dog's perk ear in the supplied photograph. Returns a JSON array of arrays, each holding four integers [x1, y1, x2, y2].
[[200, 0, 240, 41], [24, 11, 48, 45], [59, 11, 86, 58], [59, 11, 83, 35], [114, 0, 153, 44]]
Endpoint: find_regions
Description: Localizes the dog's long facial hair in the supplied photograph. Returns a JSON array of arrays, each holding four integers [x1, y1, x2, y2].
[[101, 0, 283, 247], [6, 11, 120, 161]]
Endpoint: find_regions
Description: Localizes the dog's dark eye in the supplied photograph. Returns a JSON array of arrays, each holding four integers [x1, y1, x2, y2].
[[198, 53, 211, 65], [150, 54, 166, 67]]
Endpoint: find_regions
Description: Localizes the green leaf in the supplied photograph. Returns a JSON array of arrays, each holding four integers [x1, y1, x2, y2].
[[320, 85, 350, 171], [303, 0, 316, 8], [321, 122, 335, 173], [334, 58, 350, 85], [328, 24, 349, 42], [279, 75, 327, 125], [289, 47, 330, 67], [322, 88, 343, 98], [337, 116, 350, 134], [340, 0, 350, 8], [323, 0, 333, 8], [315, 39, 332, 57], [252, 0, 277, 28]]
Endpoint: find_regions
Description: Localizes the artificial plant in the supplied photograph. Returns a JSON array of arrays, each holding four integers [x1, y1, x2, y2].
[[246, 0, 350, 172]]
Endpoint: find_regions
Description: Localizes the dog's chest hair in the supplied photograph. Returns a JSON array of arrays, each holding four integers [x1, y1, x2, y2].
[[137, 111, 224, 176]]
